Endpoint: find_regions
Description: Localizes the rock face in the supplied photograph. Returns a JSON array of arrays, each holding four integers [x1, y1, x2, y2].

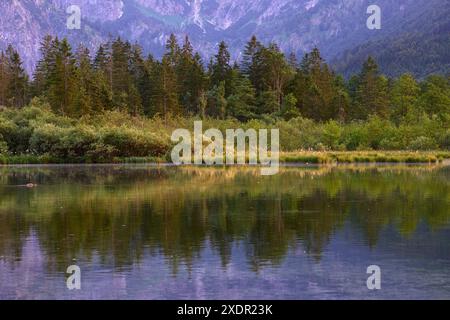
[[0, 0, 446, 76]]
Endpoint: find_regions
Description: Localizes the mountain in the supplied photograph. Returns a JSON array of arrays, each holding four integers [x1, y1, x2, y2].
[[0, 0, 448, 77], [333, 0, 450, 79]]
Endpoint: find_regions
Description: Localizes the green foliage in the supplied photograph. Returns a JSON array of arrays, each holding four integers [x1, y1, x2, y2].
[[321, 120, 343, 150], [390, 74, 420, 124], [279, 93, 299, 120], [341, 123, 369, 150], [0, 45, 29, 108], [0, 104, 172, 162], [3, 35, 448, 127], [408, 136, 438, 151], [0, 100, 448, 164], [276, 117, 321, 151], [0, 134, 7, 155], [0, 35, 448, 163], [101, 126, 169, 157]]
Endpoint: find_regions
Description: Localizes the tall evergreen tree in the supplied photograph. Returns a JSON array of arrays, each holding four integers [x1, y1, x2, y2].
[[390, 73, 420, 123], [227, 66, 257, 121], [0, 51, 10, 106], [259, 43, 294, 110], [177, 36, 206, 114], [354, 57, 390, 119], [418, 75, 450, 119], [302, 48, 337, 121], [32, 35, 56, 96], [4, 45, 28, 108], [46, 38, 78, 115], [210, 41, 231, 90]]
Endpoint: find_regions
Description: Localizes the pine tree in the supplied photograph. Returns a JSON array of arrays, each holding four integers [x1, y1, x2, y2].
[[242, 36, 261, 75], [298, 48, 337, 121], [32, 35, 56, 96], [177, 36, 197, 114], [165, 34, 180, 68], [94, 42, 113, 93], [0, 51, 10, 106], [47, 38, 78, 115], [191, 53, 207, 114], [3, 45, 28, 108], [74, 45, 93, 115], [128, 44, 145, 115], [150, 56, 180, 120], [111, 38, 131, 109], [353, 56, 390, 119], [390, 73, 420, 123], [279, 93, 300, 120], [259, 43, 293, 110], [288, 52, 298, 70], [418, 75, 450, 119], [227, 66, 257, 121], [210, 41, 231, 90], [332, 75, 351, 122]]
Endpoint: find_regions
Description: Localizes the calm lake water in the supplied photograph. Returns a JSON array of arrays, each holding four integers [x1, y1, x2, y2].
[[0, 164, 449, 299]]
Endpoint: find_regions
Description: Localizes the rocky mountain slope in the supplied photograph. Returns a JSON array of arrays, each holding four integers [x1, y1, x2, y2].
[[0, 0, 447, 77]]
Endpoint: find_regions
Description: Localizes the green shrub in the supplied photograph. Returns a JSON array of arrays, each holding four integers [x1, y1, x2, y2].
[[379, 135, 404, 150], [341, 124, 368, 150], [322, 120, 342, 150], [56, 126, 98, 159], [29, 124, 95, 160], [29, 123, 66, 156], [277, 117, 321, 151], [365, 116, 395, 149], [0, 134, 8, 155], [101, 126, 170, 157], [408, 136, 438, 151], [439, 130, 450, 150], [0, 100, 448, 163], [85, 142, 117, 163]]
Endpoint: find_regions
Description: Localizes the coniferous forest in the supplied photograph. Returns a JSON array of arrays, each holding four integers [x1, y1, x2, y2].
[[0, 34, 449, 163]]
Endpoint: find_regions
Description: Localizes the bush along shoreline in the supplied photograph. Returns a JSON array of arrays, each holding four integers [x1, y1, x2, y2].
[[0, 101, 448, 165]]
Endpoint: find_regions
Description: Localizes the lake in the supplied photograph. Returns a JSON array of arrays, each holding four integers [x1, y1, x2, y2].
[[0, 164, 449, 299]]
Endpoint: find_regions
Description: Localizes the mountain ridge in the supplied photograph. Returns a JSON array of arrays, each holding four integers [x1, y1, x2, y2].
[[0, 0, 447, 78]]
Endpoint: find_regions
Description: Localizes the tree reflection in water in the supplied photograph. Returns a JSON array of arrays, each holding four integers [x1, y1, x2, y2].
[[0, 164, 449, 275]]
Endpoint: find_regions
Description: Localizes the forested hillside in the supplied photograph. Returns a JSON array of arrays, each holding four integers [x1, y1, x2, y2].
[[334, 0, 450, 79]]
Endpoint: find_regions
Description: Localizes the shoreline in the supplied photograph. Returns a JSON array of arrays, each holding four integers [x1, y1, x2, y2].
[[1, 151, 449, 166]]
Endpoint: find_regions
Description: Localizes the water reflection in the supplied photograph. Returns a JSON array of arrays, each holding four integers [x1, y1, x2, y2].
[[0, 164, 449, 299]]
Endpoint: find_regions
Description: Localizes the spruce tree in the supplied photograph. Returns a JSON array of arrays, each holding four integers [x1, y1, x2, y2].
[[354, 56, 390, 119], [0, 51, 10, 106], [210, 41, 231, 91], [4, 45, 28, 108]]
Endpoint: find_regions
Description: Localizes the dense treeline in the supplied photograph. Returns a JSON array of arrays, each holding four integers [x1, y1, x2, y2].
[[1, 34, 449, 122], [0, 34, 449, 159]]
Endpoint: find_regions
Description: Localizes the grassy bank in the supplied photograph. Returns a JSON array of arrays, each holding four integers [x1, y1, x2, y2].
[[1, 151, 449, 165], [280, 151, 450, 164], [0, 155, 166, 165]]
